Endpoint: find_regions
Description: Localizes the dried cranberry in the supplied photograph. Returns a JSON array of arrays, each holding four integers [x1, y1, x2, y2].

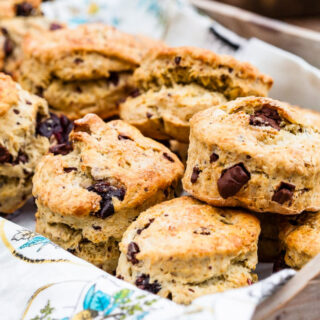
[[88, 181, 126, 219], [49, 23, 63, 31], [163, 152, 174, 162], [49, 142, 73, 155], [15, 2, 34, 16], [0, 145, 12, 163], [127, 242, 140, 264], [36, 113, 73, 144], [135, 274, 161, 294]]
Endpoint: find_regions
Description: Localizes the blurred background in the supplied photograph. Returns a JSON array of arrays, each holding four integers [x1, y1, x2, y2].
[[213, 0, 320, 30]]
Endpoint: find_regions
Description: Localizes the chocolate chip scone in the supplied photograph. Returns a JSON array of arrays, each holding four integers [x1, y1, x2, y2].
[[0, 17, 64, 79], [0, 73, 51, 214], [0, 0, 42, 18], [116, 196, 260, 304], [34, 114, 184, 273], [120, 47, 273, 142], [19, 24, 161, 120], [183, 96, 320, 215], [279, 212, 320, 269]]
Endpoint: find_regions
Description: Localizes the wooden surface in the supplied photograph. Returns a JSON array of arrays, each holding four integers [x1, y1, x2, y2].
[[252, 254, 320, 320], [190, 0, 320, 68]]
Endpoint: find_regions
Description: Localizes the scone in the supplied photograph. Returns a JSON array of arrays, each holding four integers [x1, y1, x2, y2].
[[183, 96, 320, 215], [0, 0, 42, 18], [0, 17, 64, 79], [116, 196, 260, 304], [0, 73, 50, 214], [19, 24, 161, 120], [279, 211, 320, 269], [120, 47, 273, 142], [34, 114, 184, 273]]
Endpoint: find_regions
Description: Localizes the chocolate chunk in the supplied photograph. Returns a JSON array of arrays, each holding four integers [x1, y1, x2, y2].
[[272, 182, 295, 204], [13, 109, 20, 114], [217, 163, 250, 198], [92, 225, 102, 230], [49, 23, 63, 31], [37, 113, 73, 144], [63, 167, 77, 173], [146, 112, 153, 119], [88, 181, 126, 219], [249, 106, 281, 130], [49, 143, 73, 155], [0, 145, 12, 163], [130, 89, 140, 98], [15, 2, 34, 16], [67, 248, 76, 254], [135, 274, 161, 294], [74, 58, 83, 64], [118, 134, 132, 141], [109, 72, 119, 86], [163, 152, 174, 162], [174, 56, 181, 65], [210, 152, 219, 163], [4, 37, 14, 57], [127, 242, 140, 264], [117, 275, 124, 280], [191, 166, 201, 183], [137, 218, 155, 235]]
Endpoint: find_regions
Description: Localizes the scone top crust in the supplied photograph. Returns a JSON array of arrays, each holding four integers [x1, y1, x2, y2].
[[23, 24, 155, 67], [0, 73, 19, 116], [33, 114, 184, 218], [0, 0, 42, 18], [134, 46, 273, 98], [191, 96, 320, 175], [279, 212, 320, 268], [120, 196, 260, 263]]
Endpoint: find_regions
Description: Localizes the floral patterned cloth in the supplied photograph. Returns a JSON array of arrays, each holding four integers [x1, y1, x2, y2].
[[3, 0, 320, 319], [0, 217, 295, 320]]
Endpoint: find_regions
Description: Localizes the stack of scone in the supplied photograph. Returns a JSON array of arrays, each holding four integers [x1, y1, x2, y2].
[[33, 114, 184, 273], [18, 23, 162, 120], [0, 16, 318, 305], [0, 0, 64, 78]]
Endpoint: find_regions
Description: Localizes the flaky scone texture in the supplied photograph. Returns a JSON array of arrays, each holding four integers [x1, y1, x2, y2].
[[34, 114, 183, 272], [117, 196, 260, 304], [19, 24, 161, 119], [120, 46, 272, 142], [0, 73, 50, 214], [0, 0, 42, 18], [279, 212, 320, 269], [183, 96, 320, 215], [0, 17, 62, 79]]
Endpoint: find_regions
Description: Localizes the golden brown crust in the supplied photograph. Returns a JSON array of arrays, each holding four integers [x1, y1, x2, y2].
[[33, 114, 184, 217], [120, 46, 272, 142], [134, 46, 273, 97], [0, 72, 50, 213], [0, 17, 63, 80], [19, 24, 162, 119], [280, 211, 320, 269], [117, 196, 260, 304], [183, 96, 320, 215], [0, 73, 19, 116], [22, 24, 157, 66]]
